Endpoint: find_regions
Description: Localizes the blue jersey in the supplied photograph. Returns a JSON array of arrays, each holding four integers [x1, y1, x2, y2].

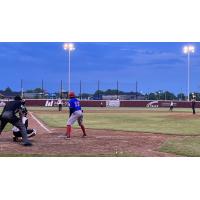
[[68, 98, 81, 114]]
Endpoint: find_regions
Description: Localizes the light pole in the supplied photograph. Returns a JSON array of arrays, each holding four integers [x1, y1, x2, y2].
[[183, 45, 195, 101], [158, 91, 161, 100], [21, 79, 23, 98], [63, 43, 75, 95]]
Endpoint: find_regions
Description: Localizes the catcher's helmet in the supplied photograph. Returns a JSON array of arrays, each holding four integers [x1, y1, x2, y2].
[[14, 95, 22, 101], [22, 106, 28, 116], [68, 91, 75, 98]]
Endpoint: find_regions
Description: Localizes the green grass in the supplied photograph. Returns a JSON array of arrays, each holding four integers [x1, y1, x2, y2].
[[34, 110, 200, 135], [1, 106, 199, 135], [159, 137, 200, 156], [0, 123, 12, 132], [27, 106, 195, 112], [1, 106, 195, 112], [3, 124, 12, 132]]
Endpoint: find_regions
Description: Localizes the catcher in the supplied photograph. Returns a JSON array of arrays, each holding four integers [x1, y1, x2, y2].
[[66, 91, 86, 139], [0, 95, 32, 146], [12, 101, 37, 142]]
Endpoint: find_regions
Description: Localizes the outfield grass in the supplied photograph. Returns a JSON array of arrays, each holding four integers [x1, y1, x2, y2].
[[3, 124, 12, 132], [26, 106, 194, 112], [1, 106, 195, 112], [159, 137, 200, 156], [34, 109, 200, 135]]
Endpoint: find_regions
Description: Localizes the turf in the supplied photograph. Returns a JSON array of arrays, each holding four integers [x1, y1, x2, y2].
[[159, 137, 200, 156], [34, 109, 200, 135], [26, 106, 194, 112], [0, 123, 12, 132]]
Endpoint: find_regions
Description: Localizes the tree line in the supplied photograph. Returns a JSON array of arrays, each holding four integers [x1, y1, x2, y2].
[[0, 87, 199, 101]]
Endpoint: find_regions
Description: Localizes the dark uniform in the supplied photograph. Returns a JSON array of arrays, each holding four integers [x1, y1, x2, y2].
[[57, 98, 63, 112], [192, 99, 196, 115], [0, 96, 32, 146]]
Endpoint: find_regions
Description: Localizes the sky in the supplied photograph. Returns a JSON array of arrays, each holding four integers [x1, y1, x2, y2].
[[0, 42, 200, 95]]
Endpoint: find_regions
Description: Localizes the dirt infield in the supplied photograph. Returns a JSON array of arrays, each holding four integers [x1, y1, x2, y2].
[[0, 113, 181, 157]]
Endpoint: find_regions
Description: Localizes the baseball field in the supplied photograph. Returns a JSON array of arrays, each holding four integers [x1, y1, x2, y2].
[[1, 106, 200, 157]]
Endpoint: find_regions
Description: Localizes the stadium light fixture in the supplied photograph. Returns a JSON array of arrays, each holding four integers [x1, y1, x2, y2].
[[64, 43, 75, 51], [63, 43, 75, 94], [183, 45, 195, 101]]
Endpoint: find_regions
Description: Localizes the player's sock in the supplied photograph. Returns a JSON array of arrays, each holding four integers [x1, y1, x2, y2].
[[66, 125, 71, 138], [80, 124, 86, 135]]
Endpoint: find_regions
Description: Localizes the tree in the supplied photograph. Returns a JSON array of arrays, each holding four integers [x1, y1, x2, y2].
[[94, 90, 104, 96], [195, 93, 200, 101], [163, 91, 176, 100], [177, 93, 185, 101], [33, 88, 43, 93], [155, 91, 176, 100], [189, 92, 200, 101], [25, 89, 33, 93], [4, 87, 12, 93], [81, 93, 91, 99], [25, 88, 43, 93], [148, 93, 157, 100], [0, 93, 4, 99], [104, 89, 124, 95]]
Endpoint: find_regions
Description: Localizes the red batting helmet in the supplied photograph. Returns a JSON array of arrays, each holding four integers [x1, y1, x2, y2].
[[68, 91, 75, 98]]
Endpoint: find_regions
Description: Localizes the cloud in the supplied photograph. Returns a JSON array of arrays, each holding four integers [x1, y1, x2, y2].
[[1, 42, 200, 93], [126, 49, 185, 68]]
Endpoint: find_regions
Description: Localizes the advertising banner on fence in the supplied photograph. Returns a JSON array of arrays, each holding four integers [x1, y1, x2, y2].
[[106, 100, 120, 107]]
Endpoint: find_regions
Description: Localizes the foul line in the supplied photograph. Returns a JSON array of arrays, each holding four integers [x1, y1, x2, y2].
[[29, 112, 52, 133]]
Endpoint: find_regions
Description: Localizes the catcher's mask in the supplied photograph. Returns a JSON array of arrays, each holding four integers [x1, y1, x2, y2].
[[21, 99, 26, 105], [14, 95, 22, 101]]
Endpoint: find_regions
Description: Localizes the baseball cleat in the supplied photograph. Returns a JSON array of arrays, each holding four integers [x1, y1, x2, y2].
[[23, 141, 32, 146], [82, 134, 87, 138], [13, 136, 22, 142], [65, 134, 71, 140], [28, 129, 37, 138]]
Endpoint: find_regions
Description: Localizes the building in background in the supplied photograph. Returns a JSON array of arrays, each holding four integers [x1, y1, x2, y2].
[[102, 93, 145, 100]]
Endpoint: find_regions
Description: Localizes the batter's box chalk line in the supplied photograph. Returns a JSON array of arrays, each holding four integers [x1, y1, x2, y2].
[[95, 136, 125, 139], [29, 112, 52, 133], [57, 135, 69, 138]]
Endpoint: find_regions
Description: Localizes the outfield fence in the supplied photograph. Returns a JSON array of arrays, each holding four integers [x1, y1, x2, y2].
[[0, 99, 199, 108]]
